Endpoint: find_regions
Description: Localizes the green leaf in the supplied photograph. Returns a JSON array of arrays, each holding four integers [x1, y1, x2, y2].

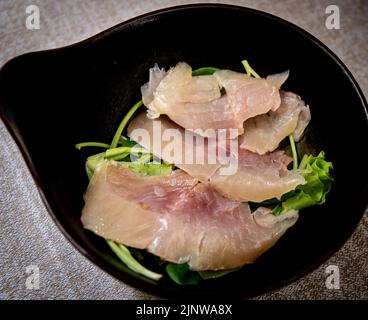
[[252, 151, 333, 215], [107, 240, 162, 281], [166, 263, 239, 284], [166, 263, 201, 285], [198, 268, 240, 280], [120, 138, 138, 148], [128, 162, 173, 176], [191, 67, 219, 76]]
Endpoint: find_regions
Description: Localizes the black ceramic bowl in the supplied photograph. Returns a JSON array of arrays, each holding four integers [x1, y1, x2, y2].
[[0, 4, 367, 298]]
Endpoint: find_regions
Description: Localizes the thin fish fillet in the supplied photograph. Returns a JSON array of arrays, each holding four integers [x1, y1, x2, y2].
[[210, 148, 303, 202], [127, 111, 221, 181], [239, 91, 311, 154], [128, 113, 305, 202], [214, 69, 281, 121], [142, 62, 282, 136], [81, 162, 299, 271]]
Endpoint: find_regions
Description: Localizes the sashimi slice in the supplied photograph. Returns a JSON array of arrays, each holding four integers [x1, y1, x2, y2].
[[128, 113, 305, 202], [128, 112, 221, 181], [144, 62, 224, 126], [81, 161, 299, 270], [142, 62, 282, 136], [141, 64, 167, 106], [210, 148, 305, 202], [293, 99, 311, 142], [214, 69, 281, 119], [239, 91, 311, 154]]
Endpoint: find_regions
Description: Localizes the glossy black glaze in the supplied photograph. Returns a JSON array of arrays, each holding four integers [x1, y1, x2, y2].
[[0, 4, 367, 298]]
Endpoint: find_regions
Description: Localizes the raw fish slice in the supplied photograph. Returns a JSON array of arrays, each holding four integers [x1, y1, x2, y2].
[[142, 62, 282, 136], [178, 96, 238, 136], [239, 91, 310, 154], [128, 113, 305, 202], [81, 162, 299, 270], [293, 101, 311, 142], [145, 62, 222, 123], [214, 69, 281, 120], [82, 163, 198, 249], [210, 149, 304, 202], [128, 112, 222, 181], [141, 64, 167, 106]]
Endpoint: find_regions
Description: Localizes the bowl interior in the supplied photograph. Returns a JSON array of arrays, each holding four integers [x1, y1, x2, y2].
[[0, 4, 367, 298]]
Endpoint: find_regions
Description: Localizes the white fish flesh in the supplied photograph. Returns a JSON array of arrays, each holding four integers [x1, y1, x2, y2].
[[81, 161, 299, 270], [239, 91, 311, 154], [142, 62, 282, 137], [128, 113, 305, 202]]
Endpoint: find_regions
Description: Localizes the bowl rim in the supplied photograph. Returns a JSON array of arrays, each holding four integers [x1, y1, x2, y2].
[[0, 3, 367, 298]]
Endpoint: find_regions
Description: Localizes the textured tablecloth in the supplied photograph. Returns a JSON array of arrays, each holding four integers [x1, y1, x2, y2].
[[0, 0, 367, 300]]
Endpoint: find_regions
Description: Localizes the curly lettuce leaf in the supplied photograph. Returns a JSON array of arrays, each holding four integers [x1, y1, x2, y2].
[[251, 151, 333, 215]]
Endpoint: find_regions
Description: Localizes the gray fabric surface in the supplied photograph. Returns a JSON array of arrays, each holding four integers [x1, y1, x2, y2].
[[0, 0, 367, 300]]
